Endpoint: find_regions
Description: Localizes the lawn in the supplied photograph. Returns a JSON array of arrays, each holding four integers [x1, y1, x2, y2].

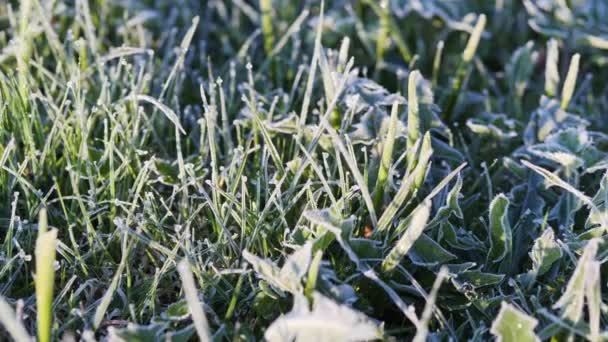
[[1, 0, 608, 341]]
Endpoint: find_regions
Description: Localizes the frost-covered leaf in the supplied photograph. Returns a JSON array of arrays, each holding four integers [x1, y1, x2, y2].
[[392, 0, 481, 33], [488, 194, 512, 264], [506, 41, 537, 106], [382, 200, 431, 273], [586, 172, 608, 231], [348, 106, 406, 145], [304, 208, 356, 238], [521, 160, 595, 210], [553, 239, 599, 324], [467, 113, 519, 140], [108, 322, 169, 342], [439, 223, 484, 251], [523, 97, 588, 145], [490, 302, 539, 342], [410, 233, 457, 267], [528, 143, 583, 169], [280, 242, 313, 284], [264, 292, 382, 342], [524, 0, 608, 54], [244, 245, 313, 294], [428, 174, 463, 228], [345, 78, 405, 108], [454, 271, 504, 289], [529, 229, 562, 276], [161, 300, 190, 322]]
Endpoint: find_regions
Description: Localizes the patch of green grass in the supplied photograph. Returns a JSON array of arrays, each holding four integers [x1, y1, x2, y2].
[[1, 0, 608, 340]]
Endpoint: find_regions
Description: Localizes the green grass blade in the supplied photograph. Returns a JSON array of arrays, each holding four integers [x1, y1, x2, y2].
[[35, 209, 57, 342]]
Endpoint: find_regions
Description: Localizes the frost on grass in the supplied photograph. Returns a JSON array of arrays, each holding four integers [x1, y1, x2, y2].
[[1, 0, 608, 341]]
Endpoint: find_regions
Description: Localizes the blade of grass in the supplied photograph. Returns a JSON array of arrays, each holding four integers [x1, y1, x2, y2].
[[177, 260, 212, 342], [35, 208, 57, 342]]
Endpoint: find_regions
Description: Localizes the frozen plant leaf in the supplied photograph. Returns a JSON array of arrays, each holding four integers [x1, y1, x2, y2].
[[490, 302, 539, 342], [528, 143, 583, 169], [381, 200, 431, 273], [523, 97, 588, 145], [280, 242, 313, 284], [391, 0, 481, 33], [586, 171, 608, 231], [264, 292, 382, 342], [454, 271, 504, 289], [467, 113, 518, 140], [428, 173, 464, 229], [409, 234, 457, 267], [108, 322, 169, 341], [529, 229, 562, 276], [506, 41, 537, 105], [244, 243, 313, 295], [244, 251, 301, 294], [488, 194, 512, 264], [553, 239, 599, 324]]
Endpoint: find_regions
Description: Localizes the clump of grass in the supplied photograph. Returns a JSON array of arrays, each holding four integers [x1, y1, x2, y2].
[[1, 1, 608, 341]]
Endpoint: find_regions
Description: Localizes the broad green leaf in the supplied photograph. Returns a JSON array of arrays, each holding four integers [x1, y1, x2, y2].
[[490, 302, 539, 342], [243, 250, 301, 294], [530, 228, 562, 276], [350, 238, 383, 259], [280, 242, 313, 284], [523, 97, 588, 145], [428, 174, 463, 228], [161, 300, 190, 321], [108, 322, 169, 341], [244, 242, 313, 295], [454, 271, 504, 289], [467, 113, 518, 140], [409, 233, 457, 267], [264, 293, 382, 342], [488, 194, 512, 264], [528, 143, 583, 169], [165, 325, 196, 342]]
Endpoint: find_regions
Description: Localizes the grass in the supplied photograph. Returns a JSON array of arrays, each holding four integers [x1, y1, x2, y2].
[[1, 0, 608, 340]]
